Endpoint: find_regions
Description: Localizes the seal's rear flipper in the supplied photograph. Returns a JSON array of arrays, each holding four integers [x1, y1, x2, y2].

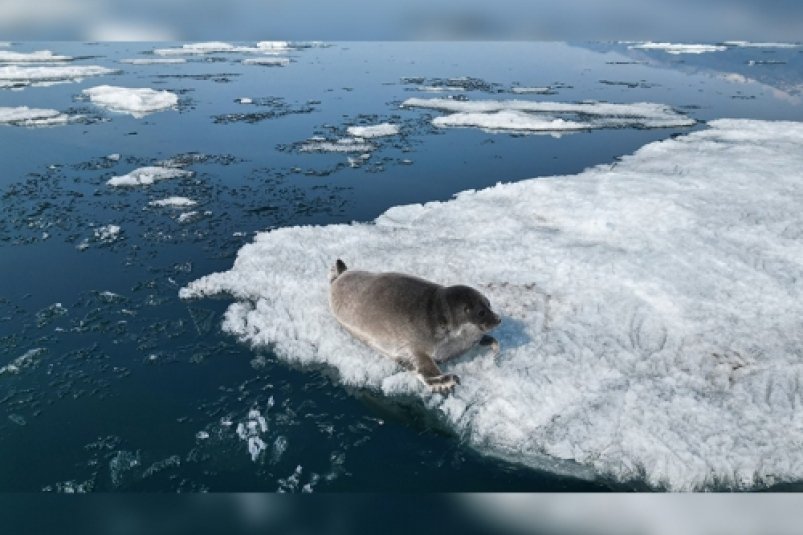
[[329, 259, 348, 283]]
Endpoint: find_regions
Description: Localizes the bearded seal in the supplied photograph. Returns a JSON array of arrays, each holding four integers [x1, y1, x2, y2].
[[328, 259, 501, 394]]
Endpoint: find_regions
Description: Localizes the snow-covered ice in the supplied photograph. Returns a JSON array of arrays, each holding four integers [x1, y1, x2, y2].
[[723, 41, 801, 48], [177, 211, 199, 223], [154, 41, 292, 56], [346, 123, 400, 138], [628, 42, 728, 54], [0, 50, 71, 63], [83, 85, 178, 118], [149, 196, 197, 208], [94, 224, 121, 242], [0, 106, 72, 126], [511, 87, 553, 94], [181, 119, 803, 491], [236, 401, 272, 462], [107, 167, 192, 187], [0, 65, 114, 88], [402, 98, 694, 132]]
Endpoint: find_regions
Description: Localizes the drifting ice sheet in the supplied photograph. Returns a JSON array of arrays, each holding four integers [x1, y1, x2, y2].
[[154, 41, 291, 56], [182, 119, 803, 491], [108, 167, 192, 187], [0, 50, 71, 63], [346, 123, 400, 138], [149, 196, 197, 207], [83, 85, 178, 118], [242, 58, 290, 67], [628, 42, 728, 54], [402, 98, 694, 132], [118, 58, 187, 65], [0, 65, 114, 88], [298, 138, 375, 153], [0, 106, 72, 126]]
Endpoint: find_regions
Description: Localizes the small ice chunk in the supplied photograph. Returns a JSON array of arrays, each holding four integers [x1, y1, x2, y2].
[[0, 106, 71, 127], [510, 86, 552, 94], [94, 224, 121, 242], [236, 97, 253, 104], [82, 85, 178, 118], [0, 348, 45, 375], [107, 166, 192, 187], [257, 41, 291, 51], [299, 138, 375, 153], [346, 123, 399, 138], [149, 196, 197, 208], [106, 153, 121, 161], [177, 211, 198, 223], [196, 431, 210, 440], [236, 405, 271, 462], [433, 110, 592, 132], [723, 41, 801, 48], [0, 65, 114, 88]]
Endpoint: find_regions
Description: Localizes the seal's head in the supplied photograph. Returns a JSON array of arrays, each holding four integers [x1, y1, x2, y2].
[[444, 285, 501, 332]]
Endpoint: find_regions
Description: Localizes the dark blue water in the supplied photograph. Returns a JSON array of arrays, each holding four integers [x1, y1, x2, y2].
[[1, 41, 801, 492]]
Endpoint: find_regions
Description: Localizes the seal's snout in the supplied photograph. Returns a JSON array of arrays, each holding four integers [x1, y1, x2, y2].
[[486, 312, 501, 329]]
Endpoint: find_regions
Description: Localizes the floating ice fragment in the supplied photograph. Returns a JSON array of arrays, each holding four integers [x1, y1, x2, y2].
[[628, 42, 728, 54], [236, 97, 253, 104], [108, 166, 192, 187], [723, 41, 801, 48], [242, 57, 290, 67], [0, 106, 72, 126], [94, 224, 121, 242], [0, 65, 114, 88], [181, 119, 803, 491], [433, 110, 592, 132], [106, 153, 121, 161], [346, 123, 399, 138], [235, 403, 271, 462], [83, 85, 178, 118], [196, 431, 210, 440], [0, 50, 71, 63], [177, 211, 199, 224], [0, 348, 45, 375], [299, 138, 375, 153], [118, 58, 187, 65], [510, 86, 553, 94], [149, 196, 197, 208]]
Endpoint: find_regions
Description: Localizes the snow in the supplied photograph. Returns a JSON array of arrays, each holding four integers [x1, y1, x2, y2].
[[402, 98, 695, 132], [82, 85, 178, 118], [724, 41, 801, 48], [181, 119, 803, 491], [0, 50, 71, 63], [628, 42, 728, 54], [242, 57, 290, 66], [298, 138, 375, 153], [118, 58, 187, 65], [107, 166, 192, 187], [346, 123, 400, 138], [0, 65, 114, 88], [0, 106, 72, 126], [149, 196, 197, 208]]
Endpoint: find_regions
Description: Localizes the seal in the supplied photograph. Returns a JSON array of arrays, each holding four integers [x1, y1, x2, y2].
[[328, 259, 501, 394]]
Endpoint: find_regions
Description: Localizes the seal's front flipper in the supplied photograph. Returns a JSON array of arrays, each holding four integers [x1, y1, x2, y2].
[[479, 334, 500, 354], [414, 351, 460, 395]]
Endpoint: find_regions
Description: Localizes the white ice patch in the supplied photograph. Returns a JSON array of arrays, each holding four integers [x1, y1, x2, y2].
[[299, 138, 375, 153], [346, 123, 400, 138], [628, 42, 728, 54], [118, 58, 187, 65], [0, 65, 114, 88], [510, 86, 553, 94], [83, 85, 178, 118], [154, 41, 292, 56], [149, 196, 197, 208], [107, 166, 192, 187], [0, 348, 45, 375], [723, 41, 801, 48], [237, 97, 253, 104], [94, 224, 121, 243], [242, 57, 290, 67], [403, 98, 694, 132], [0, 50, 71, 63], [177, 211, 198, 223], [181, 119, 803, 491], [0, 106, 72, 127], [236, 400, 272, 462]]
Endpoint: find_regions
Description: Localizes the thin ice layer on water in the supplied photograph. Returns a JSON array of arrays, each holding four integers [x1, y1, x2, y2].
[[0, 65, 114, 88], [0, 50, 72, 63], [242, 58, 290, 67], [402, 98, 694, 132], [118, 58, 187, 65], [154, 41, 292, 56], [82, 85, 178, 118], [181, 119, 803, 491]]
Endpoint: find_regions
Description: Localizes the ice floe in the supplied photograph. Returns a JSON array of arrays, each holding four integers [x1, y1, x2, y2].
[[345, 123, 399, 138], [0, 65, 114, 89], [628, 42, 728, 54], [83, 85, 178, 118], [181, 119, 803, 491], [0, 106, 72, 126], [0, 50, 71, 63], [107, 166, 192, 187], [154, 41, 292, 56], [402, 98, 694, 132], [236, 400, 272, 462], [177, 211, 199, 223], [118, 58, 187, 65], [148, 196, 197, 208], [242, 57, 290, 67], [298, 137, 375, 153], [94, 224, 121, 242], [510, 86, 553, 94], [723, 41, 801, 48]]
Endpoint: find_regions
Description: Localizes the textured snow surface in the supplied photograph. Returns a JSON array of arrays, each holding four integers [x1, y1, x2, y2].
[[82, 85, 178, 118], [0, 106, 71, 126], [402, 98, 694, 132], [107, 167, 192, 187], [181, 120, 803, 491]]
